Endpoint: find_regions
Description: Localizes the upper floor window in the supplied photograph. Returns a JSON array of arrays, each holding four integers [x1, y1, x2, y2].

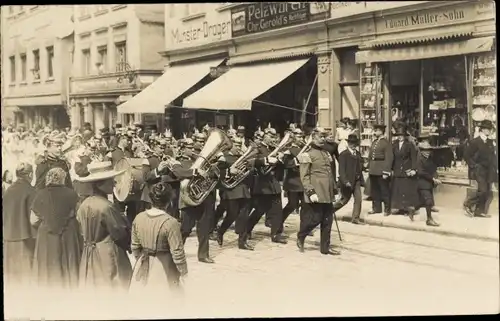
[[8, 6, 14, 14], [97, 45, 108, 73], [184, 4, 190, 16], [95, 5, 107, 12], [19, 6, 24, 12], [169, 3, 176, 18], [79, 5, 90, 17], [32, 49, 40, 80], [20, 54, 27, 81], [82, 49, 91, 76], [9, 56, 16, 82], [46, 46, 54, 78], [115, 41, 127, 71]]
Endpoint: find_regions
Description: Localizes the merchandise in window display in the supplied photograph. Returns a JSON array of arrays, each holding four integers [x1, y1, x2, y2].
[[472, 52, 497, 139], [359, 64, 385, 160]]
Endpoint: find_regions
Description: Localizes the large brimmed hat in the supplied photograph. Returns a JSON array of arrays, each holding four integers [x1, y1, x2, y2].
[[479, 120, 495, 130], [75, 161, 126, 183], [373, 124, 386, 131], [347, 134, 360, 145], [418, 140, 433, 150]]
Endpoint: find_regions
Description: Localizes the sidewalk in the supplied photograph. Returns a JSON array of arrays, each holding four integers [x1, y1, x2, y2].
[[329, 199, 499, 242]]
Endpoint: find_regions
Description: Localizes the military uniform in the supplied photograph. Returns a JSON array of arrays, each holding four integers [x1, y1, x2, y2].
[[246, 143, 286, 244], [281, 144, 304, 231], [367, 135, 393, 214], [297, 142, 338, 255], [215, 146, 254, 250]]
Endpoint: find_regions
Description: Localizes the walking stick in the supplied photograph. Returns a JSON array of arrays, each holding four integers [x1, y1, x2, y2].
[[333, 210, 343, 242]]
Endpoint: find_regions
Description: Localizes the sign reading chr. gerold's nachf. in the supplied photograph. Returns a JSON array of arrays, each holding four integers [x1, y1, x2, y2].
[[231, 2, 331, 37]]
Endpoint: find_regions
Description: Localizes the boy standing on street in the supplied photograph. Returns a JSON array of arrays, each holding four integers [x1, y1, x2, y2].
[[415, 139, 441, 226]]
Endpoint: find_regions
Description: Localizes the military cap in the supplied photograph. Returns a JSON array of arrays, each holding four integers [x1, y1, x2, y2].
[[183, 138, 194, 147], [237, 125, 245, 132]]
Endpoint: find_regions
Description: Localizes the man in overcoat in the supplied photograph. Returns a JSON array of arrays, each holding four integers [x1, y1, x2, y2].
[[463, 120, 497, 217]]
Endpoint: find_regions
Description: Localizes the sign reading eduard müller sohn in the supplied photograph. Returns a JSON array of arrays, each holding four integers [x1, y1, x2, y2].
[[231, 2, 331, 37]]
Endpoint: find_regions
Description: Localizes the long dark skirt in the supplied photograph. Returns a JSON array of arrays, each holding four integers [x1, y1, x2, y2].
[[390, 177, 419, 210], [4, 238, 36, 287]]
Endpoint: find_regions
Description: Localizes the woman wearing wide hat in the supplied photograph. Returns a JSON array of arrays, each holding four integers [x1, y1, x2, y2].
[[389, 124, 419, 219], [75, 161, 133, 291]]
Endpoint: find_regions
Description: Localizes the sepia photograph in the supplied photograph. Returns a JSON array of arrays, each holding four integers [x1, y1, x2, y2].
[[1, 2, 498, 320]]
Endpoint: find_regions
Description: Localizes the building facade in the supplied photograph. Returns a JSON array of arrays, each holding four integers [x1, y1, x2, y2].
[[68, 4, 165, 131], [2, 5, 74, 129]]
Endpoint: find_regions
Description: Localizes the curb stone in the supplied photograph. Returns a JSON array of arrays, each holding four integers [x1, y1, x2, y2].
[[336, 214, 499, 243]]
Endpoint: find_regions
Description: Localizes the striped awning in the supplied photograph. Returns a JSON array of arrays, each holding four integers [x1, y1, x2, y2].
[[365, 26, 475, 48], [356, 36, 495, 64], [228, 47, 316, 66]]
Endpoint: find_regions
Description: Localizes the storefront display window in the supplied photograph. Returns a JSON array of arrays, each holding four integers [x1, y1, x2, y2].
[[471, 51, 496, 139], [359, 63, 385, 160]]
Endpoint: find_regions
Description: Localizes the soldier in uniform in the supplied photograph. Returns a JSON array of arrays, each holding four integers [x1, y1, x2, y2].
[[296, 127, 340, 255], [463, 120, 497, 218], [367, 124, 393, 215], [177, 139, 216, 264], [215, 137, 254, 250], [246, 126, 287, 245], [34, 133, 73, 190], [280, 127, 305, 231]]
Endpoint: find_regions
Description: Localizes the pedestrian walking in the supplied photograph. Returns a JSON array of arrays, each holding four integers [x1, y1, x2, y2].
[[296, 127, 340, 255], [130, 182, 188, 294], [415, 139, 441, 226], [335, 134, 365, 225], [463, 120, 497, 218], [75, 161, 133, 291], [3, 163, 36, 288], [30, 168, 83, 290], [389, 125, 419, 220], [367, 124, 393, 215]]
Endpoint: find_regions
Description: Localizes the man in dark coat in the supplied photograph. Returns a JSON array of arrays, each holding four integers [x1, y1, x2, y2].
[[463, 120, 497, 217], [390, 125, 419, 219], [367, 124, 393, 215], [3, 163, 36, 288], [35, 133, 73, 190], [296, 126, 340, 255], [415, 139, 440, 226], [335, 134, 365, 224]]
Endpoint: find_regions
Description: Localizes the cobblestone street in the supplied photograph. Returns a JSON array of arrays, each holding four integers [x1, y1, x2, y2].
[[173, 216, 500, 318]]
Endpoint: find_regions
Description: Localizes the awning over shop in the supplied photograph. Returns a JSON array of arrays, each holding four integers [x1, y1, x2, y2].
[[356, 36, 495, 64], [365, 26, 475, 48], [118, 58, 225, 114], [183, 58, 310, 111]]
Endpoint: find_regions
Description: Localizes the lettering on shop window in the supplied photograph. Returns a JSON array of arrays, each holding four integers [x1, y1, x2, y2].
[[171, 20, 231, 45], [231, 2, 330, 37], [384, 9, 466, 30]]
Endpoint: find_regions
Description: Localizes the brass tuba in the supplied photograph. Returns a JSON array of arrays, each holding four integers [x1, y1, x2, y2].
[[180, 128, 233, 207], [220, 144, 259, 189], [260, 132, 294, 175]]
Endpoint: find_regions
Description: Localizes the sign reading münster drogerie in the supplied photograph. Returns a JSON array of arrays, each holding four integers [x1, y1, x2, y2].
[[231, 2, 330, 37]]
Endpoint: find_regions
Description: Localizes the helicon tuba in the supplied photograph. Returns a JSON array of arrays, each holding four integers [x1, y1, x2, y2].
[[260, 132, 294, 175], [220, 144, 259, 189], [180, 128, 233, 207]]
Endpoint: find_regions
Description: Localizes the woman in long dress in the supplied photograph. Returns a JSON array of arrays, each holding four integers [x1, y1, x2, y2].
[[31, 167, 83, 290], [76, 161, 133, 292], [129, 182, 188, 296]]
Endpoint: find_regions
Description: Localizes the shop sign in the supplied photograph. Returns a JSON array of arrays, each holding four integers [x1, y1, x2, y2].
[[329, 2, 428, 20], [376, 2, 486, 33], [167, 11, 232, 50], [71, 77, 133, 93], [231, 2, 331, 37]]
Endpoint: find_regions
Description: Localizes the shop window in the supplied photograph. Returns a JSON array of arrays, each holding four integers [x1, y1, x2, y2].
[[32, 49, 40, 80], [46, 46, 54, 78], [97, 45, 107, 73], [9, 56, 16, 82], [82, 49, 91, 76], [20, 54, 27, 81]]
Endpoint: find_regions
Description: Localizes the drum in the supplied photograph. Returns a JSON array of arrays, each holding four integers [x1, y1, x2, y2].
[[113, 158, 146, 202]]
